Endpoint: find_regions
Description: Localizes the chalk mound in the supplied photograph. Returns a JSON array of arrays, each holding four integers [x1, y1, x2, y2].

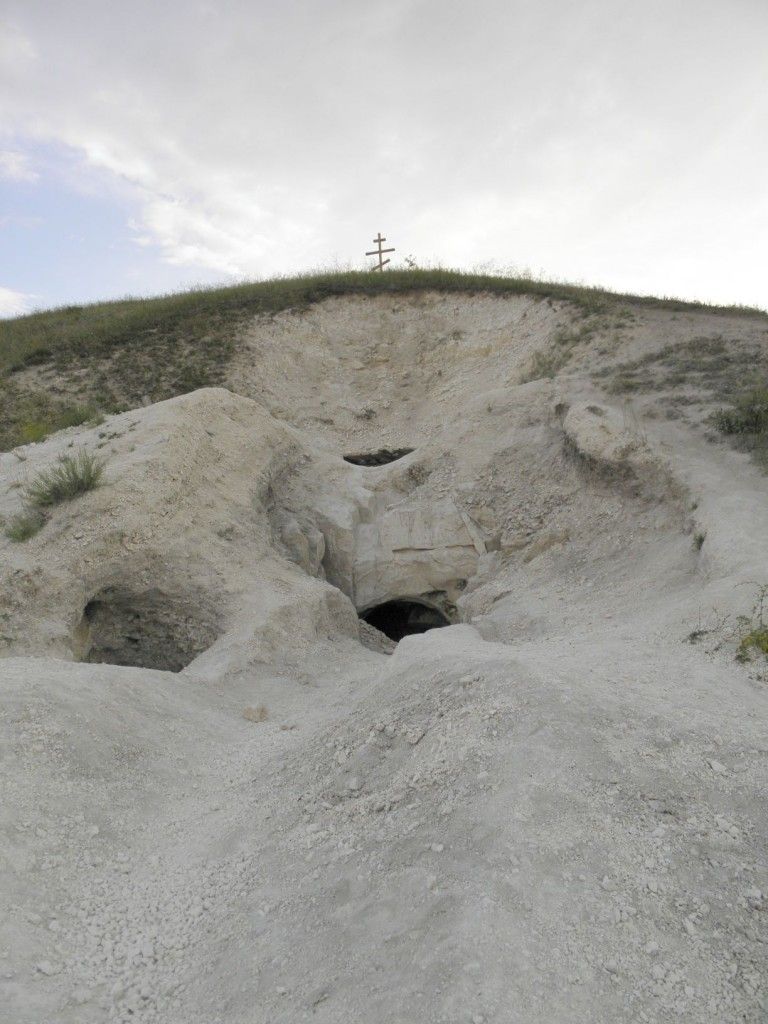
[[2, 291, 767, 1024]]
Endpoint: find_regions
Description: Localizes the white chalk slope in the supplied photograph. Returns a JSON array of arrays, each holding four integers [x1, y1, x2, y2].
[[1, 292, 767, 1023]]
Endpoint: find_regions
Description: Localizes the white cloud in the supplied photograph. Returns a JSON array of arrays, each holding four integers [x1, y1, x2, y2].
[[0, 286, 34, 317], [0, 148, 38, 181], [0, 0, 767, 306]]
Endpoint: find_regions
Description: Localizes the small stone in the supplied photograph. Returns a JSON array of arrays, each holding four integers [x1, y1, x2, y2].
[[600, 875, 616, 892], [346, 776, 361, 792], [708, 760, 727, 774], [683, 917, 696, 936], [276, 985, 287, 995], [645, 941, 659, 955], [605, 959, 619, 974], [430, 843, 445, 853], [685, 985, 695, 998]]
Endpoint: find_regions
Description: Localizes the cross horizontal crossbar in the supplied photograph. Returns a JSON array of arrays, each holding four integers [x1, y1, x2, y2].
[[366, 247, 395, 256]]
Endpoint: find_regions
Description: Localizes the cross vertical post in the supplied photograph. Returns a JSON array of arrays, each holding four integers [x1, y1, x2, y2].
[[365, 232, 395, 271]]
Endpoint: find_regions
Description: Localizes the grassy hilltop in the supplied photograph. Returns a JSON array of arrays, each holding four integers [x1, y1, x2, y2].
[[0, 268, 765, 453]]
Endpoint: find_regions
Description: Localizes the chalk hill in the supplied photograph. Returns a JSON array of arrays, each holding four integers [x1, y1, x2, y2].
[[1, 278, 767, 1023]]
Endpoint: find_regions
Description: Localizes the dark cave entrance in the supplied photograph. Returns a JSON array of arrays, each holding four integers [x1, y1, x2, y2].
[[360, 599, 450, 642], [344, 448, 414, 467], [76, 586, 220, 672]]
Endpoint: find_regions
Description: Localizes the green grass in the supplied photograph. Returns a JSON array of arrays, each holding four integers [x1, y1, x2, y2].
[[4, 507, 46, 542], [598, 335, 761, 397], [24, 450, 105, 507], [18, 403, 103, 445], [711, 387, 768, 471], [2, 269, 764, 375], [736, 585, 768, 663], [0, 269, 765, 453], [738, 627, 768, 661], [3, 451, 104, 543], [712, 388, 768, 435], [520, 316, 622, 382], [596, 336, 768, 471]]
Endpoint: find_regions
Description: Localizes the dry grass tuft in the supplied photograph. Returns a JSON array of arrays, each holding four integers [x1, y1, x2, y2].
[[4, 507, 46, 542], [24, 450, 104, 507]]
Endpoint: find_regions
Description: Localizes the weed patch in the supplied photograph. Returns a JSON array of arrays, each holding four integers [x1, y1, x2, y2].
[[520, 315, 621, 382], [712, 388, 768, 435], [711, 388, 768, 471], [598, 337, 768, 472], [597, 336, 757, 397], [688, 585, 768, 664], [24, 450, 104, 507], [736, 585, 768, 663], [0, 378, 104, 451], [4, 507, 46, 542]]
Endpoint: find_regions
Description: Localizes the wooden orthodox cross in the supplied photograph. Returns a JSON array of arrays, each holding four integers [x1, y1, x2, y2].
[[365, 232, 395, 271]]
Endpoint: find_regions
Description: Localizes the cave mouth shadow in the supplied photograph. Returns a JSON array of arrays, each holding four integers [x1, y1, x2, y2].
[[359, 598, 450, 643], [75, 586, 220, 672], [343, 448, 414, 467]]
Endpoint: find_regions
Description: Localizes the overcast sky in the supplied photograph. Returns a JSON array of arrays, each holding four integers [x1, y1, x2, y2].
[[1, 0, 767, 315]]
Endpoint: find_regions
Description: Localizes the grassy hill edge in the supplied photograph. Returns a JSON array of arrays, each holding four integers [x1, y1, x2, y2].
[[0, 268, 765, 454], [2, 268, 765, 374]]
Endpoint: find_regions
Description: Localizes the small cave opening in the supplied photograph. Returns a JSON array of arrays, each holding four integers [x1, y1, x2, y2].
[[76, 586, 220, 672], [360, 599, 450, 643], [344, 448, 414, 467]]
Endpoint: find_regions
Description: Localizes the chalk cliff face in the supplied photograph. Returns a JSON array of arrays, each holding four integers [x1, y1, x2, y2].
[[1, 291, 767, 1024]]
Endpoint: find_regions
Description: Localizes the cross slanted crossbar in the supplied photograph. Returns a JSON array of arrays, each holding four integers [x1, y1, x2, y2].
[[365, 232, 395, 271]]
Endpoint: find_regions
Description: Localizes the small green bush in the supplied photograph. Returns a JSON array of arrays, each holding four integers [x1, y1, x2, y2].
[[712, 388, 768, 435], [5, 507, 46, 542], [24, 450, 104, 507], [735, 584, 768, 663], [737, 628, 768, 661]]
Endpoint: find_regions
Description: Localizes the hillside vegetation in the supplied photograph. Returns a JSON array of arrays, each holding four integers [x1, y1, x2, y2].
[[0, 268, 765, 453]]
